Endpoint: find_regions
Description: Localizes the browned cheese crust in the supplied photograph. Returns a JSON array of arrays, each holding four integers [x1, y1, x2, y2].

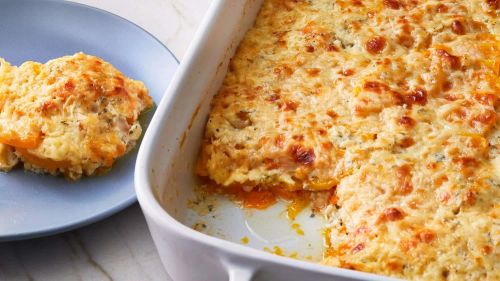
[[197, 0, 499, 280], [0, 53, 153, 179]]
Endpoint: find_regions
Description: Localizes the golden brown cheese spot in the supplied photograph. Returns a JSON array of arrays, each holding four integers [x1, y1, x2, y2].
[[38, 100, 58, 114], [64, 80, 75, 91], [274, 134, 285, 148], [274, 31, 289, 47], [398, 116, 416, 128], [436, 3, 448, 13], [403, 88, 427, 106], [322, 141, 334, 150], [381, 207, 405, 222], [396, 164, 413, 194], [326, 44, 339, 52], [351, 0, 363, 6], [363, 81, 389, 93], [383, 0, 400, 9], [464, 190, 476, 205], [444, 107, 467, 123], [451, 20, 466, 35], [469, 110, 497, 131], [292, 134, 305, 141], [396, 17, 414, 48], [473, 93, 497, 107], [267, 92, 281, 102], [398, 137, 414, 148], [397, 34, 414, 48], [306, 68, 321, 77], [340, 69, 355, 76], [436, 49, 461, 70], [416, 229, 436, 243], [326, 110, 338, 119], [273, 64, 294, 79], [453, 156, 479, 168], [365, 36, 386, 55], [487, 0, 499, 9], [289, 144, 315, 166], [282, 100, 299, 111], [275, 0, 302, 11]]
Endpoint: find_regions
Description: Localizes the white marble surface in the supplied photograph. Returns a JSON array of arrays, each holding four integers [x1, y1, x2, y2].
[[0, 1, 212, 280], [71, 0, 213, 60]]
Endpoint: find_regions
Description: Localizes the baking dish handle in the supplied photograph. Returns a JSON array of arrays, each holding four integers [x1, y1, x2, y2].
[[227, 264, 255, 281]]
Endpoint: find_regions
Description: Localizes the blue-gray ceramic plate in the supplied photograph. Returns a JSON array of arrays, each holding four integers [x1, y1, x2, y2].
[[0, 0, 178, 241]]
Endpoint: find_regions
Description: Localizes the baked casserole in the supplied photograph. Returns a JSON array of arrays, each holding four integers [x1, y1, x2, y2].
[[197, 0, 498, 280]]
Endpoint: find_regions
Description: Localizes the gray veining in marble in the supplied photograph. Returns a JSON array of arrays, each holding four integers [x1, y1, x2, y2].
[[1, 205, 169, 281]]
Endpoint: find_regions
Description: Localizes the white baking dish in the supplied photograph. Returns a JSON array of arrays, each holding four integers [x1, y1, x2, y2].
[[135, 1, 398, 280]]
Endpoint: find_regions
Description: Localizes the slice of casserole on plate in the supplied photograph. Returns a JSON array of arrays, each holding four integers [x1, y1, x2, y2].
[[0, 53, 153, 180]]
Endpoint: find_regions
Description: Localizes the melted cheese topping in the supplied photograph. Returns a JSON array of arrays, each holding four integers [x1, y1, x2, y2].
[[0, 53, 152, 179], [198, 0, 499, 279]]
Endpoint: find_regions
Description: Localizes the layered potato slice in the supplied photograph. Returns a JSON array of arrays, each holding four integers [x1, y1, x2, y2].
[[0, 53, 152, 179]]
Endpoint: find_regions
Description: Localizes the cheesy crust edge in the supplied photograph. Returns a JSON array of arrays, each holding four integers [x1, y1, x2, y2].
[[0, 53, 153, 179]]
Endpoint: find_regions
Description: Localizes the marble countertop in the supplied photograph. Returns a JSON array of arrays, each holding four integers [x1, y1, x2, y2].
[[0, 1, 212, 280]]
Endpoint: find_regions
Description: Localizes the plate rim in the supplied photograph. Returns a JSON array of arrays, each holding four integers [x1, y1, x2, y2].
[[0, 0, 179, 242]]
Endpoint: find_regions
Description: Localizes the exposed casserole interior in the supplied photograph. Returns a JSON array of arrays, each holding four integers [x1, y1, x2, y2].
[[197, 0, 499, 280], [0, 53, 153, 180]]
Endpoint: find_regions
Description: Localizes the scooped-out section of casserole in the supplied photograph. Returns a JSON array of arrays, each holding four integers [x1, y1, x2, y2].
[[196, 0, 499, 280]]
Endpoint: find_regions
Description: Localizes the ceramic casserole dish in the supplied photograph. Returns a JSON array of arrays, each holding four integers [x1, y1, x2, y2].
[[135, 0, 399, 280]]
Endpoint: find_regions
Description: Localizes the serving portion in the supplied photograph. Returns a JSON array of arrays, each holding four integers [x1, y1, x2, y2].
[[196, 0, 499, 279], [0, 53, 153, 180]]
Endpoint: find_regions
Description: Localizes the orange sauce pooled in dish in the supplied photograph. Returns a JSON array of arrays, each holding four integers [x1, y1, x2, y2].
[[202, 179, 311, 216]]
